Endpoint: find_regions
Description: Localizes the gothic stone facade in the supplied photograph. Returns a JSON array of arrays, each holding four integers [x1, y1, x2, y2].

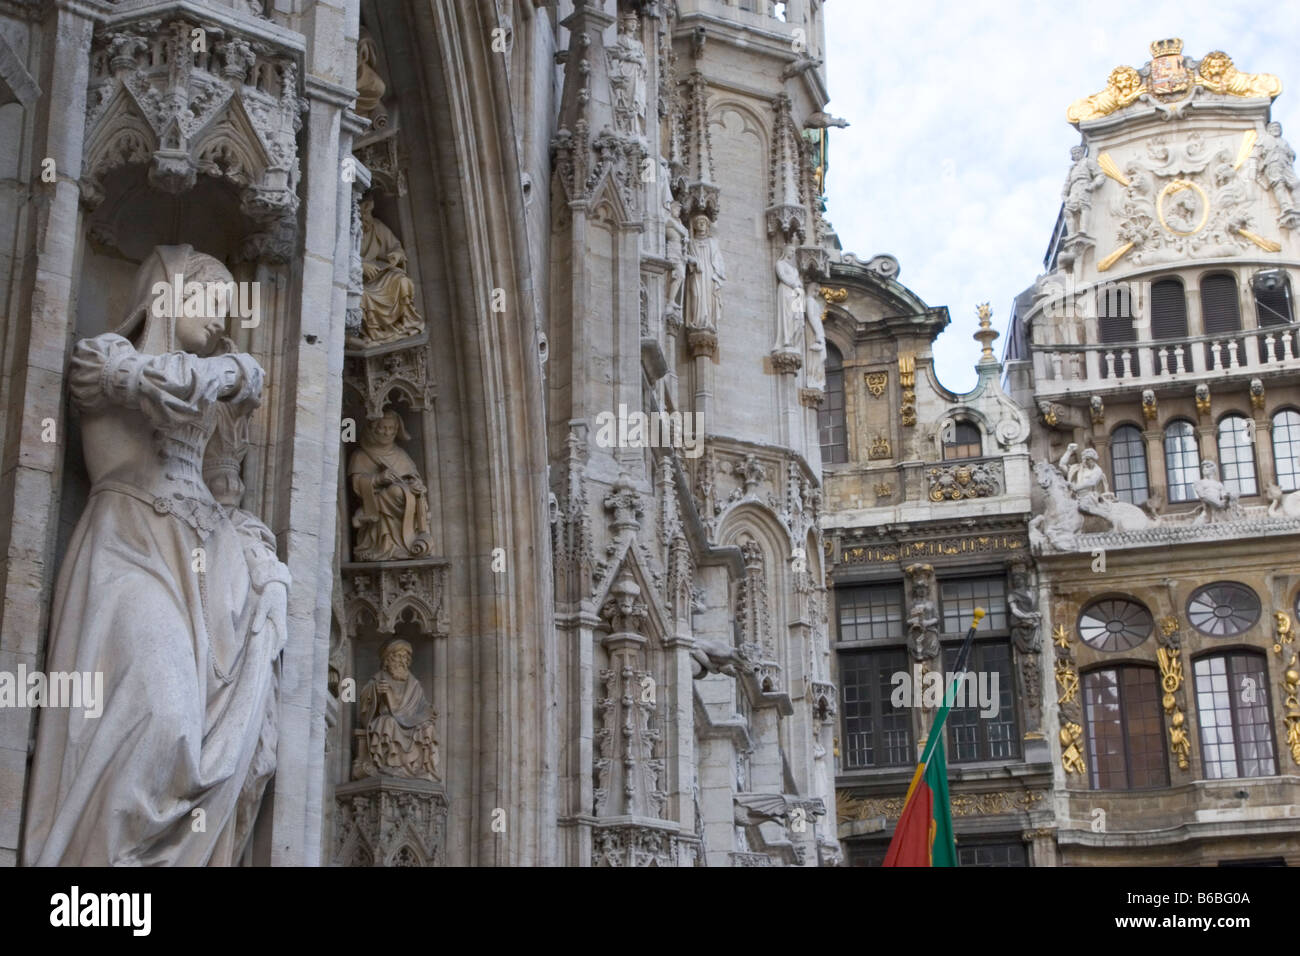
[[0, 0, 841, 866]]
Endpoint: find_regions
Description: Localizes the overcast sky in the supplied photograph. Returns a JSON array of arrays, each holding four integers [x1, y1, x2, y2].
[[822, 0, 1300, 392]]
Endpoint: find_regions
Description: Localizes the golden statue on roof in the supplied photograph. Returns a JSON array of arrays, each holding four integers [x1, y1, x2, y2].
[[1066, 40, 1282, 125]]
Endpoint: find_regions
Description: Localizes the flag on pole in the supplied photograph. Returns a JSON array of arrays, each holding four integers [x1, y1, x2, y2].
[[882, 607, 985, 867]]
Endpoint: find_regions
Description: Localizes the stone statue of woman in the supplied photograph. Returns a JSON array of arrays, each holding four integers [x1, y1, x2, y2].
[[685, 214, 725, 333], [23, 245, 289, 866]]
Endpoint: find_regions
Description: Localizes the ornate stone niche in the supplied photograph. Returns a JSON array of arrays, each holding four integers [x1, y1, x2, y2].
[[341, 560, 449, 637], [82, 13, 305, 259]]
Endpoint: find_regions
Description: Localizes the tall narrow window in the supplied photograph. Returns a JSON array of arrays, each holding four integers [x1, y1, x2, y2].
[[942, 641, 1018, 763], [1097, 283, 1135, 379], [1150, 278, 1188, 339], [1201, 273, 1242, 334], [1193, 652, 1276, 779], [839, 649, 913, 770], [1216, 415, 1258, 496], [1083, 666, 1169, 790], [1272, 409, 1300, 491], [941, 421, 981, 460], [1163, 420, 1200, 502], [1202, 273, 1242, 369], [819, 344, 847, 464], [1110, 424, 1149, 504]]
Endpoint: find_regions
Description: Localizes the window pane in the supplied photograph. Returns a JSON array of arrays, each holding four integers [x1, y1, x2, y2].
[[1194, 652, 1276, 779], [1121, 667, 1169, 789], [840, 649, 912, 769], [819, 346, 847, 464], [939, 578, 1006, 633], [1084, 669, 1125, 789], [1084, 666, 1168, 789], [1217, 415, 1258, 496], [1272, 410, 1300, 492], [943, 642, 1018, 763], [837, 585, 904, 642], [1163, 421, 1200, 502], [1110, 425, 1149, 504], [958, 842, 1028, 867], [942, 422, 981, 460]]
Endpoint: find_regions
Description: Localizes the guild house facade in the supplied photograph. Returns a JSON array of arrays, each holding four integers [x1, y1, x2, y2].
[[1003, 39, 1300, 865]]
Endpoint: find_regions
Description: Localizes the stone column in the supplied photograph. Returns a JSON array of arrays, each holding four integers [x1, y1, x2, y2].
[[264, 0, 357, 865], [0, 0, 95, 868]]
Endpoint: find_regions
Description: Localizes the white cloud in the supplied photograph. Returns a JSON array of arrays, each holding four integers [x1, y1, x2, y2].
[[824, 0, 1300, 392]]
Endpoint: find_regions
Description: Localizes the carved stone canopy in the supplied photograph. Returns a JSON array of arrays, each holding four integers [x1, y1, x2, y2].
[[83, 15, 305, 255]]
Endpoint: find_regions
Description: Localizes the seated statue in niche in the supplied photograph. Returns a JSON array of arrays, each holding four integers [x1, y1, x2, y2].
[[352, 639, 440, 781], [349, 409, 434, 560], [352, 196, 424, 346], [23, 245, 289, 866]]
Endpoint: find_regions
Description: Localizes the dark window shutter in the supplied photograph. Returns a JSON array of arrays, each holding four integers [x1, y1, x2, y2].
[[1097, 285, 1134, 343], [1201, 274, 1241, 335], [1150, 279, 1188, 339]]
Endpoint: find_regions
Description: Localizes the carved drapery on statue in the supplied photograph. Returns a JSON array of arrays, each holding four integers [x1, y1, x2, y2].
[[23, 246, 289, 866], [349, 410, 433, 561], [685, 214, 724, 333], [352, 639, 440, 782], [352, 196, 424, 346]]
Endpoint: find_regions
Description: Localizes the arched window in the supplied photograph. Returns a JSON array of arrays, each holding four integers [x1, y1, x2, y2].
[[1193, 650, 1276, 779], [942, 421, 981, 460], [1163, 420, 1200, 502], [1272, 409, 1300, 491], [1082, 665, 1169, 790], [1109, 424, 1149, 504], [1216, 415, 1258, 496], [819, 344, 847, 464], [1150, 278, 1188, 339]]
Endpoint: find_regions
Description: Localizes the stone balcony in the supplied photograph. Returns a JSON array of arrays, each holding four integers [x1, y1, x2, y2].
[[1031, 321, 1300, 398]]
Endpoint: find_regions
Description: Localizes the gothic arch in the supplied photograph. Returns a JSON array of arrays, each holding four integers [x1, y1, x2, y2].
[[362, 0, 553, 866]]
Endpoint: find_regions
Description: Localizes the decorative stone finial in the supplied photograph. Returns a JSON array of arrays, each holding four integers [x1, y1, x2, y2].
[[974, 302, 999, 362]]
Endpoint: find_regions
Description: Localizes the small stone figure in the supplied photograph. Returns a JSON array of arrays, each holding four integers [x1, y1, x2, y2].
[[354, 196, 424, 345], [353, 639, 440, 781], [804, 279, 827, 391], [349, 410, 434, 560], [1191, 459, 1242, 524], [606, 12, 647, 136], [1255, 121, 1300, 227], [773, 245, 804, 352], [1061, 145, 1106, 236], [685, 214, 725, 333], [905, 564, 940, 661], [664, 192, 689, 322]]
